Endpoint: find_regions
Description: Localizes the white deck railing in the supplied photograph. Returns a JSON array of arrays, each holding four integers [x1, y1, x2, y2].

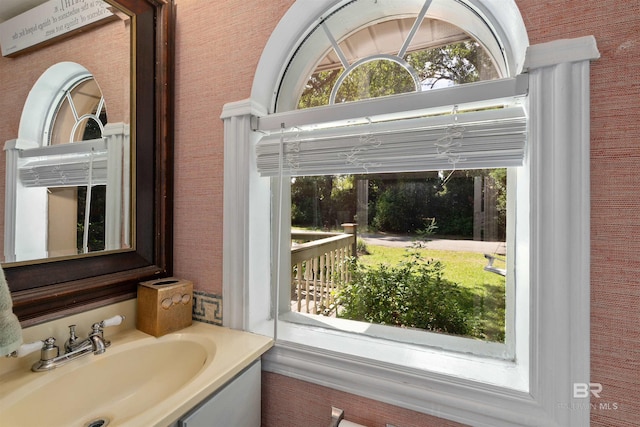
[[291, 229, 356, 315]]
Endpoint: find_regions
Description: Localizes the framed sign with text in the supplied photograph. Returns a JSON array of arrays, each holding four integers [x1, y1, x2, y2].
[[0, 0, 115, 57]]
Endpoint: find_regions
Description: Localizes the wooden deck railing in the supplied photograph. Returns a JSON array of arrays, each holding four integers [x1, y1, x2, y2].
[[291, 229, 356, 315]]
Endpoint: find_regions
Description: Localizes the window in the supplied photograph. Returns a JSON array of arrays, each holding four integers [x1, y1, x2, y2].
[[289, 170, 509, 346], [222, 1, 597, 425], [5, 62, 129, 262], [256, 0, 525, 360], [47, 75, 108, 256], [48, 76, 107, 145]]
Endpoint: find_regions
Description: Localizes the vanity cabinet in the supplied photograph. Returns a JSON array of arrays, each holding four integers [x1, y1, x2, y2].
[[177, 360, 261, 427]]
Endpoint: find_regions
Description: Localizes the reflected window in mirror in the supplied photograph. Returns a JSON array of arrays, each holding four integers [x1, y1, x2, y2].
[[49, 76, 108, 145], [5, 62, 130, 262]]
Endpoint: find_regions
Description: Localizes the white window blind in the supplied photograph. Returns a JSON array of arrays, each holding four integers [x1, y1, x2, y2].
[[256, 104, 527, 177], [17, 139, 108, 187]]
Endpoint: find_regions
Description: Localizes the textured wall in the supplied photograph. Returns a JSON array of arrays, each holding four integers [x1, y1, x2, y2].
[[171, 0, 640, 426], [262, 372, 467, 427], [517, 1, 640, 426], [172, 0, 293, 302]]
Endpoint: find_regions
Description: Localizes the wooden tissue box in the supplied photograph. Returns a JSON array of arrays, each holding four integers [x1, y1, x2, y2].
[[137, 277, 193, 337]]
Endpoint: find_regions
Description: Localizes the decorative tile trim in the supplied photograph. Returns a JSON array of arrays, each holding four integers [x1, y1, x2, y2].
[[192, 291, 223, 325]]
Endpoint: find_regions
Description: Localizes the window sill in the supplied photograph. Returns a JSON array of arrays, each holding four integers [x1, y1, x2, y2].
[[273, 314, 526, 389], [280, 311, 513, 360], [263, 320, 539, 427]]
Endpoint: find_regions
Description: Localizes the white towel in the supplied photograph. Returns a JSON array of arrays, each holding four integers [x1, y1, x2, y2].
[[0, 266, 22, 356]]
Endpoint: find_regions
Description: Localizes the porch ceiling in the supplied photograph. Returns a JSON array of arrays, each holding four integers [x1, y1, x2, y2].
[[315, 17, 470, 72]]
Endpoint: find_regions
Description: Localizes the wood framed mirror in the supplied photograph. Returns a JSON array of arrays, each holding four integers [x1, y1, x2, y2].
[[5, 0, 174, 326]]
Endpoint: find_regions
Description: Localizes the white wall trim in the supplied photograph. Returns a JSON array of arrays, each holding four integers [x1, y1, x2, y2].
[[104, 123, 129, 251], [221, 99, 270, 330], [524, 35, 600, 70], [263, 342, 542, 427]]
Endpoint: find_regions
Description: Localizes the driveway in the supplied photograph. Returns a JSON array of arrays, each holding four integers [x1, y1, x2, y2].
[[360, 233, 506, 255]]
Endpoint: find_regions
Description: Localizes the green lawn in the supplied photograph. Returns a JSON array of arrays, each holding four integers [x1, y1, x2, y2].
[[357, 244, 506, 342]]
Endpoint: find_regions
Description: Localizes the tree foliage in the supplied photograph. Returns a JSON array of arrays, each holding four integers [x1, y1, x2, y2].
[[77, 185, 106, 252], [291, 175, 357, 229], [407, 40, 494, 88], [291, 170, 505, 239]]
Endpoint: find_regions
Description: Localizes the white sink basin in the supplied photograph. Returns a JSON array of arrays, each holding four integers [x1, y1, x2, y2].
[[0, 322, 272, 427]]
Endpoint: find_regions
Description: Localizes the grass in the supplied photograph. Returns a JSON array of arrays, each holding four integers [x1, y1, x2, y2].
[[357, 244, 506, 342]]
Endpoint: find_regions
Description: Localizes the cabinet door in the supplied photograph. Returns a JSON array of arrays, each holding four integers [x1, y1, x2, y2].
[[180, 361, 261, 427]]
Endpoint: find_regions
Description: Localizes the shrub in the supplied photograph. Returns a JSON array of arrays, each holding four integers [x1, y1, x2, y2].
[[356, 238, 370, 255], [335, 253, 479, 337]]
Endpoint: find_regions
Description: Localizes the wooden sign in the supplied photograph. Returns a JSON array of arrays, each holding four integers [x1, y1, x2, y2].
[[0, 0, 114, 57]]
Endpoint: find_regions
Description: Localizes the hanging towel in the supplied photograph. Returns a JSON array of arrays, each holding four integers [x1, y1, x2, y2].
[[0, 266, 22, 356]]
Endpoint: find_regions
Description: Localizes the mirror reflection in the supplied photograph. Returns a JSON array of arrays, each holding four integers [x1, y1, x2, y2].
[[0, 0, 131, 263]]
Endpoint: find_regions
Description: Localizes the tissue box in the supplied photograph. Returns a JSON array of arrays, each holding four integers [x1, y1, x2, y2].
[[137, 277, 193, 337]]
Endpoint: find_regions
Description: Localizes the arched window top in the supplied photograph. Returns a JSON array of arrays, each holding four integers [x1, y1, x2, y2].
[[252, 0, 528, 113], [49, 76, 107, 145], [17, 62, 107, 148]]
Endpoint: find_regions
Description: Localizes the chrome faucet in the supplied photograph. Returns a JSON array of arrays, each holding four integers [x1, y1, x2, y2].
[[7, 315, 125, 372]]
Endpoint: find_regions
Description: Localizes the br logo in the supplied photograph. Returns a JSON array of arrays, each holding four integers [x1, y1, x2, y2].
[[573, 383, 602, 399]]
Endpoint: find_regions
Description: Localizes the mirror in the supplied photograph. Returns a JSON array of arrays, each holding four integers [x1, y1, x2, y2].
[[3, 17, 131, 263], [0, 0, 174, 326]]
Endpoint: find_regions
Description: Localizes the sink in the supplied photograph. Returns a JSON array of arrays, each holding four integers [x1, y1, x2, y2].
[[0, 332, 213, 427], [0, 320, 272, 427]]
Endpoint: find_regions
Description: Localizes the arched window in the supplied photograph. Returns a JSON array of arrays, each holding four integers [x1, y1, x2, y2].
[[222, 1, 596, 425], [285, 1, 500, 110], [274, 0, 518, 112], [253, 0, 527, 359], [48, 75, 108, 145]]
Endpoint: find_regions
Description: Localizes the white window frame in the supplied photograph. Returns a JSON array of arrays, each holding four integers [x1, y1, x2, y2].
[[253, 80, 525, 362], [221, 2, 599, 425]]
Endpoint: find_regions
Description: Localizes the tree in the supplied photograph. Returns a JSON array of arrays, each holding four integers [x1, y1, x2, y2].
[[298, 69, 341, 109], [291, 175, 357, 229], [406, 40, 494, 89]]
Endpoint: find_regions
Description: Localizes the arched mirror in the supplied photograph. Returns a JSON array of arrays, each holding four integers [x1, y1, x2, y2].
[[0, 0, 174, 326]]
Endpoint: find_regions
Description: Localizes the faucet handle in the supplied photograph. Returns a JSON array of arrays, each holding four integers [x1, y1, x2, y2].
[[90, 315, 125, 351], [6, 340, 43, 358], [100, 315, 125, 328]]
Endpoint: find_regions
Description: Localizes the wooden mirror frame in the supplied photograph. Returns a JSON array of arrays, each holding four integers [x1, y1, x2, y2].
[[6, 0, 175, 327]]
